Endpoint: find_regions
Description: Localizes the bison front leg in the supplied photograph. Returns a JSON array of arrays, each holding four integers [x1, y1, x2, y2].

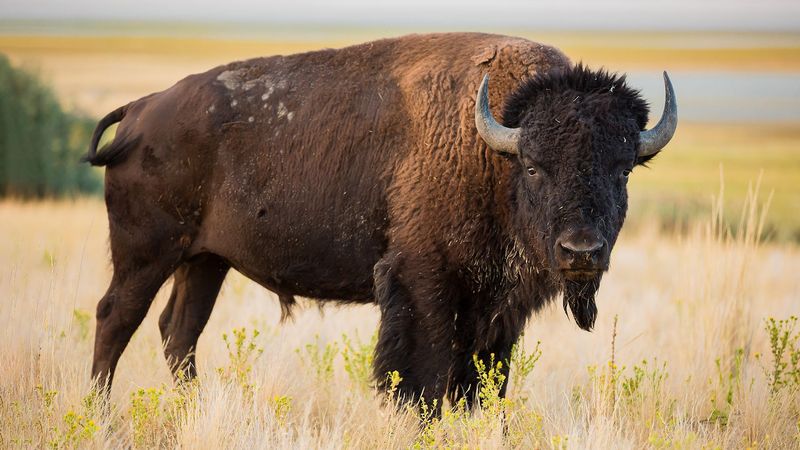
[[372, 255, 456, 417], [447, 315, 521, 410]]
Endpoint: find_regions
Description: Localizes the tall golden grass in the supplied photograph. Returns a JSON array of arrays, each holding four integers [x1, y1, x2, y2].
[[0, 181, 798, 448]]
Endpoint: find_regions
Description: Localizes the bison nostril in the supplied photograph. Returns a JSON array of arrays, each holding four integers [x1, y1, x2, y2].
[[557, 237, 607, 269], [560, 240, 604, 254]]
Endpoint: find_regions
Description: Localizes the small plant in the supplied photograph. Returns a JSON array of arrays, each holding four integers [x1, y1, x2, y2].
[[341, 331, 377, 390], [296, 335, 339, 383], [586, 361, 621, 412], [47, 410, 98, 449], [217, 327, 264, 397], [621, 361, 645, 400], [507, 337, 542, 402], [580, 316, 674, 427], [411, 397, 440, 449], [473, 353, 508, 417], [36, 388, 100, 449], [35, 385, 58, 413], [506, 407, 546, 448], [620, 359, 668, 405], [163, 380, 198, 436], [585, 321, 623, 414], [130, 387, 164, 448], [551, 434, 569, 450], [271, 395, 292, 428], [72, 309, 92, 341], [755, 316, 800, 394], [708, 347, 744, 426], [386, 370, 403, 403], [42, 249, 56, 267]]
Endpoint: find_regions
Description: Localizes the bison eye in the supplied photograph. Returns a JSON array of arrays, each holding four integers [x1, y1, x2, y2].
[[621, 169, 632, 179], [526, 167, 537, 176]]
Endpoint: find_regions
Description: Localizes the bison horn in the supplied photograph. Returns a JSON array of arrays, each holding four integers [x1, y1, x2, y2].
[[475, 74, 521, 155], [638, 72, 678, 157]]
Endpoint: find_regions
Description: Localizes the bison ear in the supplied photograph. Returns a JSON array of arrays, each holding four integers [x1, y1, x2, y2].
[[471, 45, 497, 66], [635, 151, 658, 167]]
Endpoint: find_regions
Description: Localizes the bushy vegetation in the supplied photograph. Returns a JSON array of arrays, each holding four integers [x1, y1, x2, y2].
[[0, 54, 100, 197]]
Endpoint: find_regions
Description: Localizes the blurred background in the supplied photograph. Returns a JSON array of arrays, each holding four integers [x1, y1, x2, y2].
[[1, 0, 798, 239]]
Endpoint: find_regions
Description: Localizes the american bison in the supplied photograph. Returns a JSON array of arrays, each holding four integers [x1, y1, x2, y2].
[[85, 32, 676, 410]]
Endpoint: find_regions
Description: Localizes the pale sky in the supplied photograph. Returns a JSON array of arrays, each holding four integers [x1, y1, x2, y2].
[[2, 0, 799, 30]]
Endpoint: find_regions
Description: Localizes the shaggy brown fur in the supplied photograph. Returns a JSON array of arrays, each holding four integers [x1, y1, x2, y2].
[[85, 32, 656, 413]]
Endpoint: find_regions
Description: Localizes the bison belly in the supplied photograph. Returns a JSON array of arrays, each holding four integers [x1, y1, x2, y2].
[[197, 177, 389, 302]]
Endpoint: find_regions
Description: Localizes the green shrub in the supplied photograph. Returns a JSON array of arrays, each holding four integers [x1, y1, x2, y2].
[[217, 327, 264, 398], [296, 334, 338, 384], [507, 337, 542, 402], [709, 348, 744, 426], [0, 54, 101, 197], [130, 387, 164, 448], [756, 316, 800, 394], [341, 331, 377, 390]]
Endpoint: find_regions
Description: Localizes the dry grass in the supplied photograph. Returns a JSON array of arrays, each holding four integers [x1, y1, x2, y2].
[[1, 182, 799, 448]]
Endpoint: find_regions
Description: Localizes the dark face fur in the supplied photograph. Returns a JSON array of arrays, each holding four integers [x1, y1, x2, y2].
[[503, 65, 652, 330]]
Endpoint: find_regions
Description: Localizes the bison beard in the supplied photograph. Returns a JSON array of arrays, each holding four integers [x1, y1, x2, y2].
[[563, 277, 600, 331]]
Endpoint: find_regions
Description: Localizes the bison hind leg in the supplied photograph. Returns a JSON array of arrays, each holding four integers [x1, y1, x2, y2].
[[158, 254, 229, 381], [92, 249, 182, 392]]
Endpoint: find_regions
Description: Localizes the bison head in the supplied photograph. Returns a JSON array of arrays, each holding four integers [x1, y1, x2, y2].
[[475, 65, 677, 331]]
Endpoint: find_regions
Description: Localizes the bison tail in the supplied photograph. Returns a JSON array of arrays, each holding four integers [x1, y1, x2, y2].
[[82, 104, 130, 167]]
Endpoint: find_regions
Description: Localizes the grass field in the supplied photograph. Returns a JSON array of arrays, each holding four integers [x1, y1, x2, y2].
[[1, 191, 798, 448]]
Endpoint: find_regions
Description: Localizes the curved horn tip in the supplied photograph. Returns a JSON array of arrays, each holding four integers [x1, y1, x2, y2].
[[663, 71, 673, 95], [474, 73, 521, 155], [638, 70, 678, 158]]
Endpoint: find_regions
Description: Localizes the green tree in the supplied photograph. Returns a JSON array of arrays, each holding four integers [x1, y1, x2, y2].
[[0, 54, 101, 197]]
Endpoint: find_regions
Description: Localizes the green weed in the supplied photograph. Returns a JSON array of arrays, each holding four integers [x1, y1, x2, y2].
[[217, 327, 264, 397], [271, 395, 292, 428], [756, 316, 800, 394], [473, 353, 508, 417], [72, 309, 91, 341], [708, 347, 745, 426], [341, 331, 377, 390], [47, 409, 98, 449], [35, 385, 58, 413], [296, 335, 338, 383], [551, 434, 569, 450], [130, 387, 163, 448], [507, 337, 542, 402], [410, 397, 439, 449]]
